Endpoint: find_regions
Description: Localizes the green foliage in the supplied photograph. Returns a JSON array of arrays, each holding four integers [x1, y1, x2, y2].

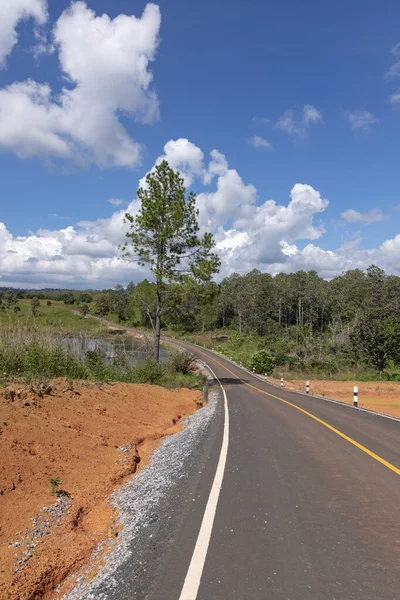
[[5, 290, 17, 308], [93, 292, 112, 316], [80, 303, 90, 317], [125, 280, 156, 328], [122, 161, 220, 361], [77, 292, 93, 304], [0, 326, 205, 389], [85, 350, 108, 380], [50, 476, 62, 494], [166, 349, 196, 375], [351, 311, 400, 373], [3, 260, 400, 380], [249, 350, 275, 375], [31, 296, 40, 317], [61, 292, 76, 305], [0, 299, 105, 335], [131, 358, 165, 385]]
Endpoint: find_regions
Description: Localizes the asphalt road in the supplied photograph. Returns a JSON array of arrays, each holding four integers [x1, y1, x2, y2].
[[149, 343, 400, 600]]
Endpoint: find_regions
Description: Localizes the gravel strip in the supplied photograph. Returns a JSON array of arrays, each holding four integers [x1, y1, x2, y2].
[[62, 379, 221, 600]]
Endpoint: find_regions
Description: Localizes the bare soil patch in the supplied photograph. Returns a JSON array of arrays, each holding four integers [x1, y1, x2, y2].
[[269, 377, 400, 419], [0, 379, 200, 599]]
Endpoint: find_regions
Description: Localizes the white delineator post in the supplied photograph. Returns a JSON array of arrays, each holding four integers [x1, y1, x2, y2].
[[306, 381, 310, 394], [252, 368, 255, 374], [280, 377, 284, 388], [353, 385, 358, 407]]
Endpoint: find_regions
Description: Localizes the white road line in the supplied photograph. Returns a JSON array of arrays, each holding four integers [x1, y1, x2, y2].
[[178, 366, 230, 600]]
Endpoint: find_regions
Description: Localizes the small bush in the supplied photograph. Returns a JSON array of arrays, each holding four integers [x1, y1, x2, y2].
[[167, 350, 196, 375], [132, 359, 165, 385], [85, 350, 108, 381], [249, 350, 275, 375], [50, 476, 62, 495]]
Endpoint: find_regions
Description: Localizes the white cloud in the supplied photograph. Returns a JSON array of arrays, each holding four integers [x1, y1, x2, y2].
[[249, 135, 272, 149], [346, 109, 377, 132], [390, 90, 400, 103], [0, 0, 48, 68], [197, 168, 257, 230], [0, 2, 161, 168], [1, 138, 400, 287], [108, 199, 124, 207], [386, 42, 400, 79], [139, 139, 229, 189], [276, 105, 322, 138], [303, 105, 322, 125], [148, 138, 205, 187], [203, 149, 229, 184], [0, 199, 145, 288], [341, 208, 383, 224]]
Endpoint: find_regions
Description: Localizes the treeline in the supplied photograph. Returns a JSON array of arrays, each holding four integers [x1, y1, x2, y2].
[[2, 265, 400, 376]]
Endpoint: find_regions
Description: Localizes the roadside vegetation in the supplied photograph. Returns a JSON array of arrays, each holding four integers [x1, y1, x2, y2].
[[0, 323, 203, 390], [0, 296, 105, 335], [3, 263, 398, 382]]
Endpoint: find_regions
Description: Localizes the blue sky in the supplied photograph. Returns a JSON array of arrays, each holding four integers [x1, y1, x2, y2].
[[0, 0, 400, 287]]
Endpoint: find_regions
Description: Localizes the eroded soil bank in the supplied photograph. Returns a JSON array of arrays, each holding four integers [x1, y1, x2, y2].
[[0, 378, 200, 599]]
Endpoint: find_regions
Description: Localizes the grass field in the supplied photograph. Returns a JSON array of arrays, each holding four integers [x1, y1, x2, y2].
[[0, 300, 106, 335]]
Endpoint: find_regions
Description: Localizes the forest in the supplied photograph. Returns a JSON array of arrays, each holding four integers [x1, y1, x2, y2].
[[3, 264, 400, 379]]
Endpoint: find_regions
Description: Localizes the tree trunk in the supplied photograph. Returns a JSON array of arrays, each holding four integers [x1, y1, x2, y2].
[[154, 283, 162, 362]]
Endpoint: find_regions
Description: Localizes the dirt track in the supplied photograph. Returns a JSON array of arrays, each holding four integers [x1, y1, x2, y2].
[[0, 379, 200, 599]]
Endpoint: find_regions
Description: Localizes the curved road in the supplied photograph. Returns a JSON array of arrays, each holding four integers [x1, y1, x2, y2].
[[146, 343, 400, 600]]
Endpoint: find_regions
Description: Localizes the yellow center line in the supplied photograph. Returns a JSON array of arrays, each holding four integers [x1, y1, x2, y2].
[[195, 347, 400, 477]]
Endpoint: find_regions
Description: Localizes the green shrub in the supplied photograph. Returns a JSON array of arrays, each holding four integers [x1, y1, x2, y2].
[[85, 350, 108, 381], [249, 350, 275, 375], [50, 476, 62, 495], [166, 350, 196, 375], [132, 358, 165, 385]]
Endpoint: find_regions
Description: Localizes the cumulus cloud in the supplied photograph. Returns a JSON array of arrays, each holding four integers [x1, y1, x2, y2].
[[346, 109, 377, 132], [0, 2, 161, 168], [341, 208, 383, 224], [0, 0, 48, 68], [108, 199, 124, 207], [276, 105, 322, 138], [0, 199, 145, 288], [1, 138, 399, 287], [139, 138, 206, 189], [212, 182, 329, 276], [249, 135, 272, 149], [139, 139, 230, 189]]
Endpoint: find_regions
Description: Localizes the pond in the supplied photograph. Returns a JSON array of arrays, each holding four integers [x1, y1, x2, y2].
[[63, 335, 169, 367]]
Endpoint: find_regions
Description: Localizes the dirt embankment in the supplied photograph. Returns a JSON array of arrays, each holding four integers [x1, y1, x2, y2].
[[0, 379, 200, 599], [268, 377, 400, 419]]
